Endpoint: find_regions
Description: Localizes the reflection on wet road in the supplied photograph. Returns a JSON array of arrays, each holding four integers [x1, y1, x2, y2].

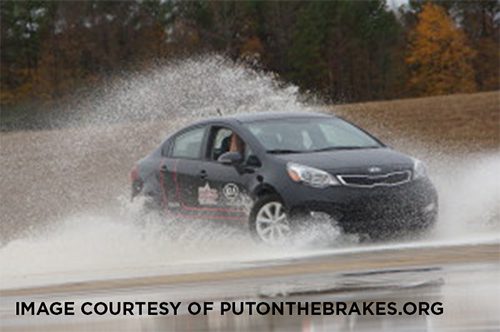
[[145, 265, 498, 332]]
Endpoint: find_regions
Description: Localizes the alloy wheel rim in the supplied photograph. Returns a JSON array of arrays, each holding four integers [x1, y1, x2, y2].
[[255, 202, 291, 244]]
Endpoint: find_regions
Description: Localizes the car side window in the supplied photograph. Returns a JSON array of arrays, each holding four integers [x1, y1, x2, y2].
[[211, 128, 233, 160], [171, 127, 206, 159], [209, 127, 248, 161], [161, 140, 171, 157]]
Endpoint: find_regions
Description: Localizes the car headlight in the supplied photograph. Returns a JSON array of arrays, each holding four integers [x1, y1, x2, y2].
[[287, 162, 340, 188], [412, 158, 428, 180]]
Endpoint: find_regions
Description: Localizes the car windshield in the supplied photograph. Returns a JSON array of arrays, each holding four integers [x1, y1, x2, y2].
[[244, 117, 382, 153]]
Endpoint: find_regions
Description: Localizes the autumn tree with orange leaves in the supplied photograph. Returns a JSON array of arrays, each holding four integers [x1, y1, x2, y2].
[[406, 3, 477, 96]]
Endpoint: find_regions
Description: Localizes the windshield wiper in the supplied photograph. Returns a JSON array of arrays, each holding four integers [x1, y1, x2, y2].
[[311, 146, 379, 152], [266, 149, 306, 154]]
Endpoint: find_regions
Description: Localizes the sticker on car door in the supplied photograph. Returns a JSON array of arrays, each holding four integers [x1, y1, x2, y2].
[[222, 183, 240, 201], [198, 183, 219, 205]]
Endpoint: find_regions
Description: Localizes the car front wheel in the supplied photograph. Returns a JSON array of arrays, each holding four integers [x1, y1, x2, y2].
[[250, 195, 292, 245]]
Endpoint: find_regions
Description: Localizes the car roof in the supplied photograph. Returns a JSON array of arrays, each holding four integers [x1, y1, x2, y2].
[[191, 111, 334, 126]]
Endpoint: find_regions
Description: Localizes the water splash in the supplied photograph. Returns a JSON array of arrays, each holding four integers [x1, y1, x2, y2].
[[60, 55, 308, 127], [431, 153, 500, 238]]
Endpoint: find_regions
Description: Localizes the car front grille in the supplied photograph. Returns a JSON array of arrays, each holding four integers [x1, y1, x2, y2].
[[337, 170, 412, 188]]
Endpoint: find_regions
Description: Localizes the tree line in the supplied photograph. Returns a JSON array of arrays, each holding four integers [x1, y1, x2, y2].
[[1, 0, 498, 108]]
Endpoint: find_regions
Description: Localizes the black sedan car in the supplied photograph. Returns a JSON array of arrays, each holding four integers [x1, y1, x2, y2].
[[131, 112, 438, 244]]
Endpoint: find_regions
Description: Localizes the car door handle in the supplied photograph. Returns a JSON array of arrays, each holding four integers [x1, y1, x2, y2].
[[160, 165, 168, 172], [200, 170, 207, 180]]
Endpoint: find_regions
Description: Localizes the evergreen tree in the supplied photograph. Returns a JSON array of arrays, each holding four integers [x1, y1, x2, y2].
[[287, 2, 331, 93]]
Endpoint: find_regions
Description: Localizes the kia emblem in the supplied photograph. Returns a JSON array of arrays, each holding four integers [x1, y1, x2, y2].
[[368, 166, 381, 173]]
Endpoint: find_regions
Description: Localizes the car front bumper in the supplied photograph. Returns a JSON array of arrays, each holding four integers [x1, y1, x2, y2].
[[284, 178, 438, 235]]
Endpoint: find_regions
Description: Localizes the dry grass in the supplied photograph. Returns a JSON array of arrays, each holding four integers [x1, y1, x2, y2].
[[332, 91, 500, 153]]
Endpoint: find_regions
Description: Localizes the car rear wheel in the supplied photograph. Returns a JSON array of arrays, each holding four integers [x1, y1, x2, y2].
[[250, 195, 292, 245]]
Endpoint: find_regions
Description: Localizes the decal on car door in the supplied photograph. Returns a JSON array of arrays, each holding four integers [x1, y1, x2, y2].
[[198, 183, 219, 205], [222, 183, 239, 201]]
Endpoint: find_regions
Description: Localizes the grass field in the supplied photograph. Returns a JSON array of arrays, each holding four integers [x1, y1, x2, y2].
[[333, 91, 499, 153]]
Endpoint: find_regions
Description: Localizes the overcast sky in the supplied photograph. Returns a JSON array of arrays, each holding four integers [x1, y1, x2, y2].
[[388, 0, 410, 11]]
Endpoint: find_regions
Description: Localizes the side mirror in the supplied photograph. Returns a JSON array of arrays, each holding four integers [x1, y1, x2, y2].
[[218, 152, 243, 165], [246, 155, 261, 167]]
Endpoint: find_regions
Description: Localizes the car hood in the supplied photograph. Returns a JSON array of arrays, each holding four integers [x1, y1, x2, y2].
[[274, 148, 414, 173]]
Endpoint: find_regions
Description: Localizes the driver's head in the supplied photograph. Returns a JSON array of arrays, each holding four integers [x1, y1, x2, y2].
[[229, 133, 245, 154]]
